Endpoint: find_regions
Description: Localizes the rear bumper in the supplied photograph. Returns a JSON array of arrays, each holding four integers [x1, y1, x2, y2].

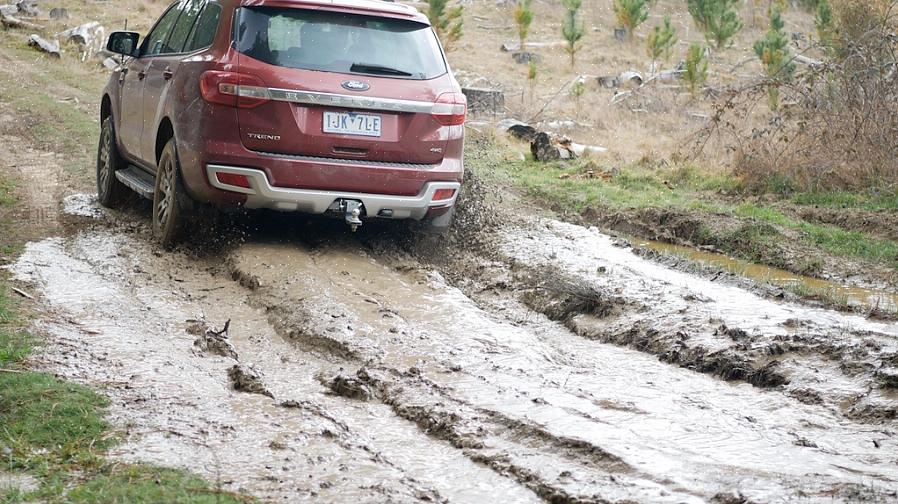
[[206, 164, 460, 220]]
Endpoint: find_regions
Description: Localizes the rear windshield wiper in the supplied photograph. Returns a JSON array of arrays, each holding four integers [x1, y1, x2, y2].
[[350, 62, 413, 77]]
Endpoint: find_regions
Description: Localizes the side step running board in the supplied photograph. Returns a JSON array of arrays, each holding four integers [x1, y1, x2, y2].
[[115, 166, 155, 199]]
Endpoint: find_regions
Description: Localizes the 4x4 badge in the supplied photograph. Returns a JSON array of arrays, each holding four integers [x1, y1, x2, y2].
[[341, 80, 370, 92]]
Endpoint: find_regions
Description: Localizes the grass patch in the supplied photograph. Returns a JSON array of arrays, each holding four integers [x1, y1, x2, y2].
[[0, 42, 103, 179], [0, 282, 251, 502], [791, 191, 898, 211], [480, 141, 898, 272]]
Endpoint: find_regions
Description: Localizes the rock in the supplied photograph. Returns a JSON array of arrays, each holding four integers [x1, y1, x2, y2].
[[0, 5, 17, 17], [511, 51, 541, 64], [531, 131, 606, 161], [27, 34, 60, 58], [49, 7, 69, 19], [14, 0, 38, 17], [57, 21, 106, 61], [613, 27, 627, 41], [228, 364, 273, 398], [531, 132, 575, 161], [461, 87, 505, 116]]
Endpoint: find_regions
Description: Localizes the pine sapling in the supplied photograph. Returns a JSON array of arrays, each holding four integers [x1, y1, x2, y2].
[[754, 6, 795, 111], [684, 43, 709, 96], [562, 0, 585, 69], [514, 0, 534, 51], [612, 0, 654, 41], [687, 0, 743, 49], [426, 0, 464, 50], [527, 61, 538, 105], [646, 15, 677, 72]]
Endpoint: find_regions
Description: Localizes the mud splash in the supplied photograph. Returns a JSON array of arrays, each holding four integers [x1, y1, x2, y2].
[[634, 237, 898, 313]]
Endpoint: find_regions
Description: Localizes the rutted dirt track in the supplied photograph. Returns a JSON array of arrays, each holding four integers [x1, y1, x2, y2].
[[6, 165, 898, 502]]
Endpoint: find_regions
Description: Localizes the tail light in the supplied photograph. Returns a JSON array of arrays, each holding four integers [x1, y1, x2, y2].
[[215, 172, 251, 189], [200, 71, 270, 108], [433, 188, 456, 201], [431, 92, 467, 126]]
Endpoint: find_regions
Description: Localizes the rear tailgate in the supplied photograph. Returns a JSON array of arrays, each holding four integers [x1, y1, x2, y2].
[[232, 5, 460, 167]]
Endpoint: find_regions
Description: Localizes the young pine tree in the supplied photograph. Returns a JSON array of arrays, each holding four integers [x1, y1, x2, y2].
[[646, 15, 677, 71], [815, 0, 835, 51], [514, 0, 534, 51], [687, 0, 743, 49], [527, 61, 538, 104], [753, 7, 795, 111], [562, 0, 585, 69], [612, 0, 654, 41], [426, 0, 464, 50], [684, 43, 709, 96]]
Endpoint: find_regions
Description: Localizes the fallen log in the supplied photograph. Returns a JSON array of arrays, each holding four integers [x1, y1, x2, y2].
[[58, 21, 106, 61], [27, 34, 60, 57], [1, 13, 44, 30]]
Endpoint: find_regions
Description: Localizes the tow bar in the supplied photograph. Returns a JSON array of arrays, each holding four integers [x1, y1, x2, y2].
[[343, 200, 364, 232]]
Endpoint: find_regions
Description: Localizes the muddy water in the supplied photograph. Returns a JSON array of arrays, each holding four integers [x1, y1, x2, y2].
[[500, 219, 898, 419], [231, 237, 898, 502], [9, 232, 540, 503], [9, 203, 898, 502], [634, 237, 898, 313]]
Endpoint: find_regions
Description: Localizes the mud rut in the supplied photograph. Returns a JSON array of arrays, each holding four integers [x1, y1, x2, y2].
[[7, 181, 898, 502]]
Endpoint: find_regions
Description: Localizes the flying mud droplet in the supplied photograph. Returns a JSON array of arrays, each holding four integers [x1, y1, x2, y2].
[[228, 364, 273, 398]]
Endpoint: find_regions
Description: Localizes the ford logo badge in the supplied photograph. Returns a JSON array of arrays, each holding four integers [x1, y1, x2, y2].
[[341, 80, 370, 92]]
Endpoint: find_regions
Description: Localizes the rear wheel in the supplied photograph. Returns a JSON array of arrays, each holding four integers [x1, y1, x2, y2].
[[96, 117, 128, 207], [152, 139, 186, 248]]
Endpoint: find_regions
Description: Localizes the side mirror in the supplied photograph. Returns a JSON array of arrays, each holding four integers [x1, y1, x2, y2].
[[107, 31, 140, 57]]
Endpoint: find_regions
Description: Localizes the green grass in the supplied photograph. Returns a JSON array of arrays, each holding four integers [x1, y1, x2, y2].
[[792, 191, 898, 211], [0, 283, 251, 503], [483, 149, 898, 271], [0, 42, 102, 178]]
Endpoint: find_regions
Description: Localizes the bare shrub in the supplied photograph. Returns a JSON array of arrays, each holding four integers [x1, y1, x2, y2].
[[696, 0, 898, 194]]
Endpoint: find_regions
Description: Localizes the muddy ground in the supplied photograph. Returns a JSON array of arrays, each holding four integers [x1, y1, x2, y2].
[[2, 126, 898, 503]]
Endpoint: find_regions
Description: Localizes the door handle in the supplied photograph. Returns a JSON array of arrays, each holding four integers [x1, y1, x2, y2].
[[162, 68, 173, 80], [138, 70, 147, 80]]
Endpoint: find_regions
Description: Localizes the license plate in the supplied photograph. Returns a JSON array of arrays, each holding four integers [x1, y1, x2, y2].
[[323, 111, 382, 137]]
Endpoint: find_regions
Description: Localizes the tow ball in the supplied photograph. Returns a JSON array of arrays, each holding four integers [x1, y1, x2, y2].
[[343, 200, 364, 232]]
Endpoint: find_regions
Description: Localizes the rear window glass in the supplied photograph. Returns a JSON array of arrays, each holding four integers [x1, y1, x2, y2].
[[235, 7, 447, 80]]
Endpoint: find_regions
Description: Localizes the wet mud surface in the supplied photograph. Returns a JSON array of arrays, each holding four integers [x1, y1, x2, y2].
[[6, 194, 898, 502]]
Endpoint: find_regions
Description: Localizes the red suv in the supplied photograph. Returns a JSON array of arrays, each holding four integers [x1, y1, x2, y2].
[[99, 0, 466, 246]]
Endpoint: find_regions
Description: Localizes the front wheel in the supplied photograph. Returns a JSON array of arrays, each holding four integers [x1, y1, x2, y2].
[[152, 139, 186, 248], [96, 117, 128, 207]]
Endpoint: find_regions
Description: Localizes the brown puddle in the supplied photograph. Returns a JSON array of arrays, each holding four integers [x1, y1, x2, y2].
[[633, 238, 898, 313]]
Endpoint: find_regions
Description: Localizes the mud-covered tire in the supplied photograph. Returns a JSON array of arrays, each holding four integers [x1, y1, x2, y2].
[[96, 117, 128, 207], [152, 139, 186, 248]]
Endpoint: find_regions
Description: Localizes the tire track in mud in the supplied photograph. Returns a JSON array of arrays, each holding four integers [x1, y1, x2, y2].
[[8, 227, 541, 503], [9, 197, 898, 503], [222, 235, 898, 502], [419, 217, 898, 424]]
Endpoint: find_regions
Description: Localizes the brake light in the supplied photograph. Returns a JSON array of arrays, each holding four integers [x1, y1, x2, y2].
[[433, 188, 456, 201], [216, 172, 251, 188], [431, 92, 466, 126], [200, 71, 270, 108]]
